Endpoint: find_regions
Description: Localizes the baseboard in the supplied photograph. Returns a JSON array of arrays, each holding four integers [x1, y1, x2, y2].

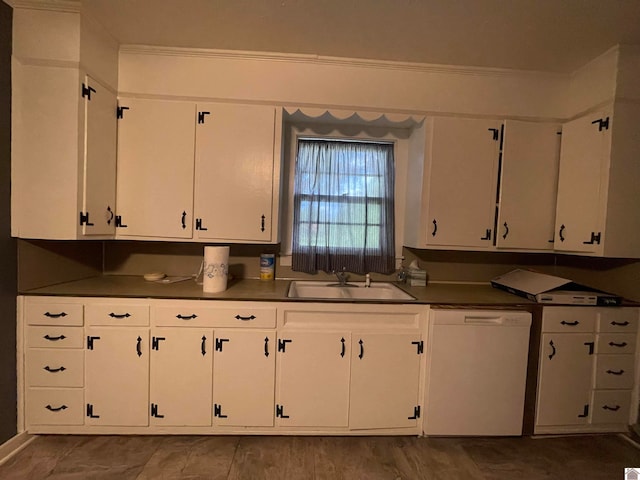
[[0, 432, 35, 466]]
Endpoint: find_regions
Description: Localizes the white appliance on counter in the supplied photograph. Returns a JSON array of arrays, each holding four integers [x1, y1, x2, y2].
[[424, 309, 531, 436]]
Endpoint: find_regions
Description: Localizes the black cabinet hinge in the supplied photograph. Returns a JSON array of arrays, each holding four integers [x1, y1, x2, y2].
[[87, 336, 100, 350], [215, 338, 229, 352], [488, 128, 500, 141], [117, 106, 129, 119], [214, 403, 227, 418], [408, 405, 421, 420], [195, 218, 208, 231], [412, 341, 424, 355], [276, 404, 289, 418], [278, 339, 292, 352], [583, 231, 601, 245], [86, 403, 100, 418], [79, 211, 94, 227], [578, 404, 589, 418], [151, 403, 164, 418], [81, 84, 96, 100], [197, 111, 210, 124], [115, 215, 128, 228], [591, 117, 610, 131], [151, 337, 165, 351]]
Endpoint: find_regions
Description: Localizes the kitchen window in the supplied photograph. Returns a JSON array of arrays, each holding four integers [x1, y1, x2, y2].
[[291, 138, 396, 274]]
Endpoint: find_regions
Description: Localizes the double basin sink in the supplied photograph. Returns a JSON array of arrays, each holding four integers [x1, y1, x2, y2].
[[287, 281, 415, 301]]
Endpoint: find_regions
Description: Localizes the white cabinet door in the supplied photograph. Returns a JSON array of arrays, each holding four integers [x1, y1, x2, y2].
[[536, 333, 595, 427], [554, 111, 609, 253], [116, 98, 196, 238], [425, 117, 501, 248], [194, 103, 276, 242], [81, 75, 117, 236], [149, 328, 213, 426], [276, 331, 350, 427], [85, 327, 149, 426], [497, 120, 560, 250], [212, 329, 276, 427], [349, 332, 421, 430]]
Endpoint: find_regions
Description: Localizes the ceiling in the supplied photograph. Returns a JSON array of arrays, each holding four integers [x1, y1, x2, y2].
[[82, 0, 640, 73]]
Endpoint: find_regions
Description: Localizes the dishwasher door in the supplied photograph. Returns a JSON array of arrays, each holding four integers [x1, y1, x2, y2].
[[424, 309, 531, 436]]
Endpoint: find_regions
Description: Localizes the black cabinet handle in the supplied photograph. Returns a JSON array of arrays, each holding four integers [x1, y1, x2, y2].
[[340, 337, 346, 358], [606, 369, 625, 376], [176, 314, 197, 320], [502, 222, 509, 240], [109, 312, 131, 319], [107, 206, 114, 225], [548, 340, 556, 360], [432, 219, 437, 237], [561, 320, 580, 326], [136, 336, 142, 357], [45, 404, 68, 412], [611, 321, 630, 327], [603, 405, 620, 411], [181, 211, 187, 229], [609, 341, 628, 348], [358, 339, 364, 359], [559, 224, 565, 242], [44, 311, 67, 318], [201, 336, 207, 356], [235, 315, 256, 321], [261, 214, 266, 232], [44, 366, 66, 373], [44, 334, 66, 341]]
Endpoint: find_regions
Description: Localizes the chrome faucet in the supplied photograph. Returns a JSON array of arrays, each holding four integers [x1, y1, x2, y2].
[[333, 267, 349, 286]]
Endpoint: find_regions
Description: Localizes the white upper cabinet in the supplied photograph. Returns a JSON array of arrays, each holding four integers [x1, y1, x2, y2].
[[11, 8, 118, 240], [554, 103, 640, 257], [406, 116, 501, 249], [496, 120, 561, 250], [194, 104, 280, 242], [115, 98, 196, 239]]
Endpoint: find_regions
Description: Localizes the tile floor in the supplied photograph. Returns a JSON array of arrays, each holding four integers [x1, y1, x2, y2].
[[0, 434, 639, 479]]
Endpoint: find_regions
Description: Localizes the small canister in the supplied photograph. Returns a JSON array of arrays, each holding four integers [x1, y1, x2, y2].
[[260, 253, 275, 280]]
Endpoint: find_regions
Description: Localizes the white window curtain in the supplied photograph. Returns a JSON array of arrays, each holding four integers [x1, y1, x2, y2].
[[292, 139, 395, 274]]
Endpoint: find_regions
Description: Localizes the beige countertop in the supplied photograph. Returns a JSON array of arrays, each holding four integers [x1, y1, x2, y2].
[[20, 275, 534, 307]]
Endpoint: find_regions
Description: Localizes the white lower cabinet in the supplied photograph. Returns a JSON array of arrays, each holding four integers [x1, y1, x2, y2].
[[535, 306, 639, 434], [150, 328, 213, 426], [349, 333, 421, 430], [85, 327, 150, 426], [276, 331, 351, 428], [213, 329, 276, 427]]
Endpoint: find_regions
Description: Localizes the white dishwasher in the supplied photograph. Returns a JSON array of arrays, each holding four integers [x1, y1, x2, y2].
[[424, 309, 531, 436]]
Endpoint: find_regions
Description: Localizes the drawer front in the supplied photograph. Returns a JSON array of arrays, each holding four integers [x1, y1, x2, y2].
[[153, 303, 276, 328], [597, 333, 637, 355], [591, 390, 632, 425], [85, 303, 150, 326], [27, 326, 84, 349], [25, 302, 83, 326], [595, 355, 635, 389], [598, 308, 639, 333], [26, 349, 84, 387], [542, 307, 596, 333], [26, 388, 84, 426]]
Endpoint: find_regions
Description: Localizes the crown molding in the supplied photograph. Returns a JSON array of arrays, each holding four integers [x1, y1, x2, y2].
[[5, 0, 80, 13], [120, 44, 569, 80]]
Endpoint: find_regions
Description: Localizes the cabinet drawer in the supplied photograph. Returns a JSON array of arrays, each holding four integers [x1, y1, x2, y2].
[[542, 307, 596, 332], [594, 355, 635, 389], [26, 349, 84, 387], [26, 388, 84, 426], [85, 303, 150, 326], [152, 303, 276, 328], [25, 302, 83, 326], [598, 309, 638, 333], [597, 333, 637, 355], [591, 390, 632, 425], [26, 326, 84, 349]]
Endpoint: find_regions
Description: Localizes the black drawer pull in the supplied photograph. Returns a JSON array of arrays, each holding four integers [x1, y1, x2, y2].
[[606, 369, 625, 376], [44, 334, 66, 341], [109, 312, 131, 319], [609, 341, 628, 348], [235, 315, 256, 321], [611, 321, 630, 327], [44, 366, 66, 373], [176, 314, 198, 320], [44, 312, 67, 318], [45, 404, 67, 412], [603, 404, 620, 412]]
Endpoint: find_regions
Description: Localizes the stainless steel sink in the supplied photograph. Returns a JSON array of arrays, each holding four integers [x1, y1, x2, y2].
[[287, 281, 415, 301]]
